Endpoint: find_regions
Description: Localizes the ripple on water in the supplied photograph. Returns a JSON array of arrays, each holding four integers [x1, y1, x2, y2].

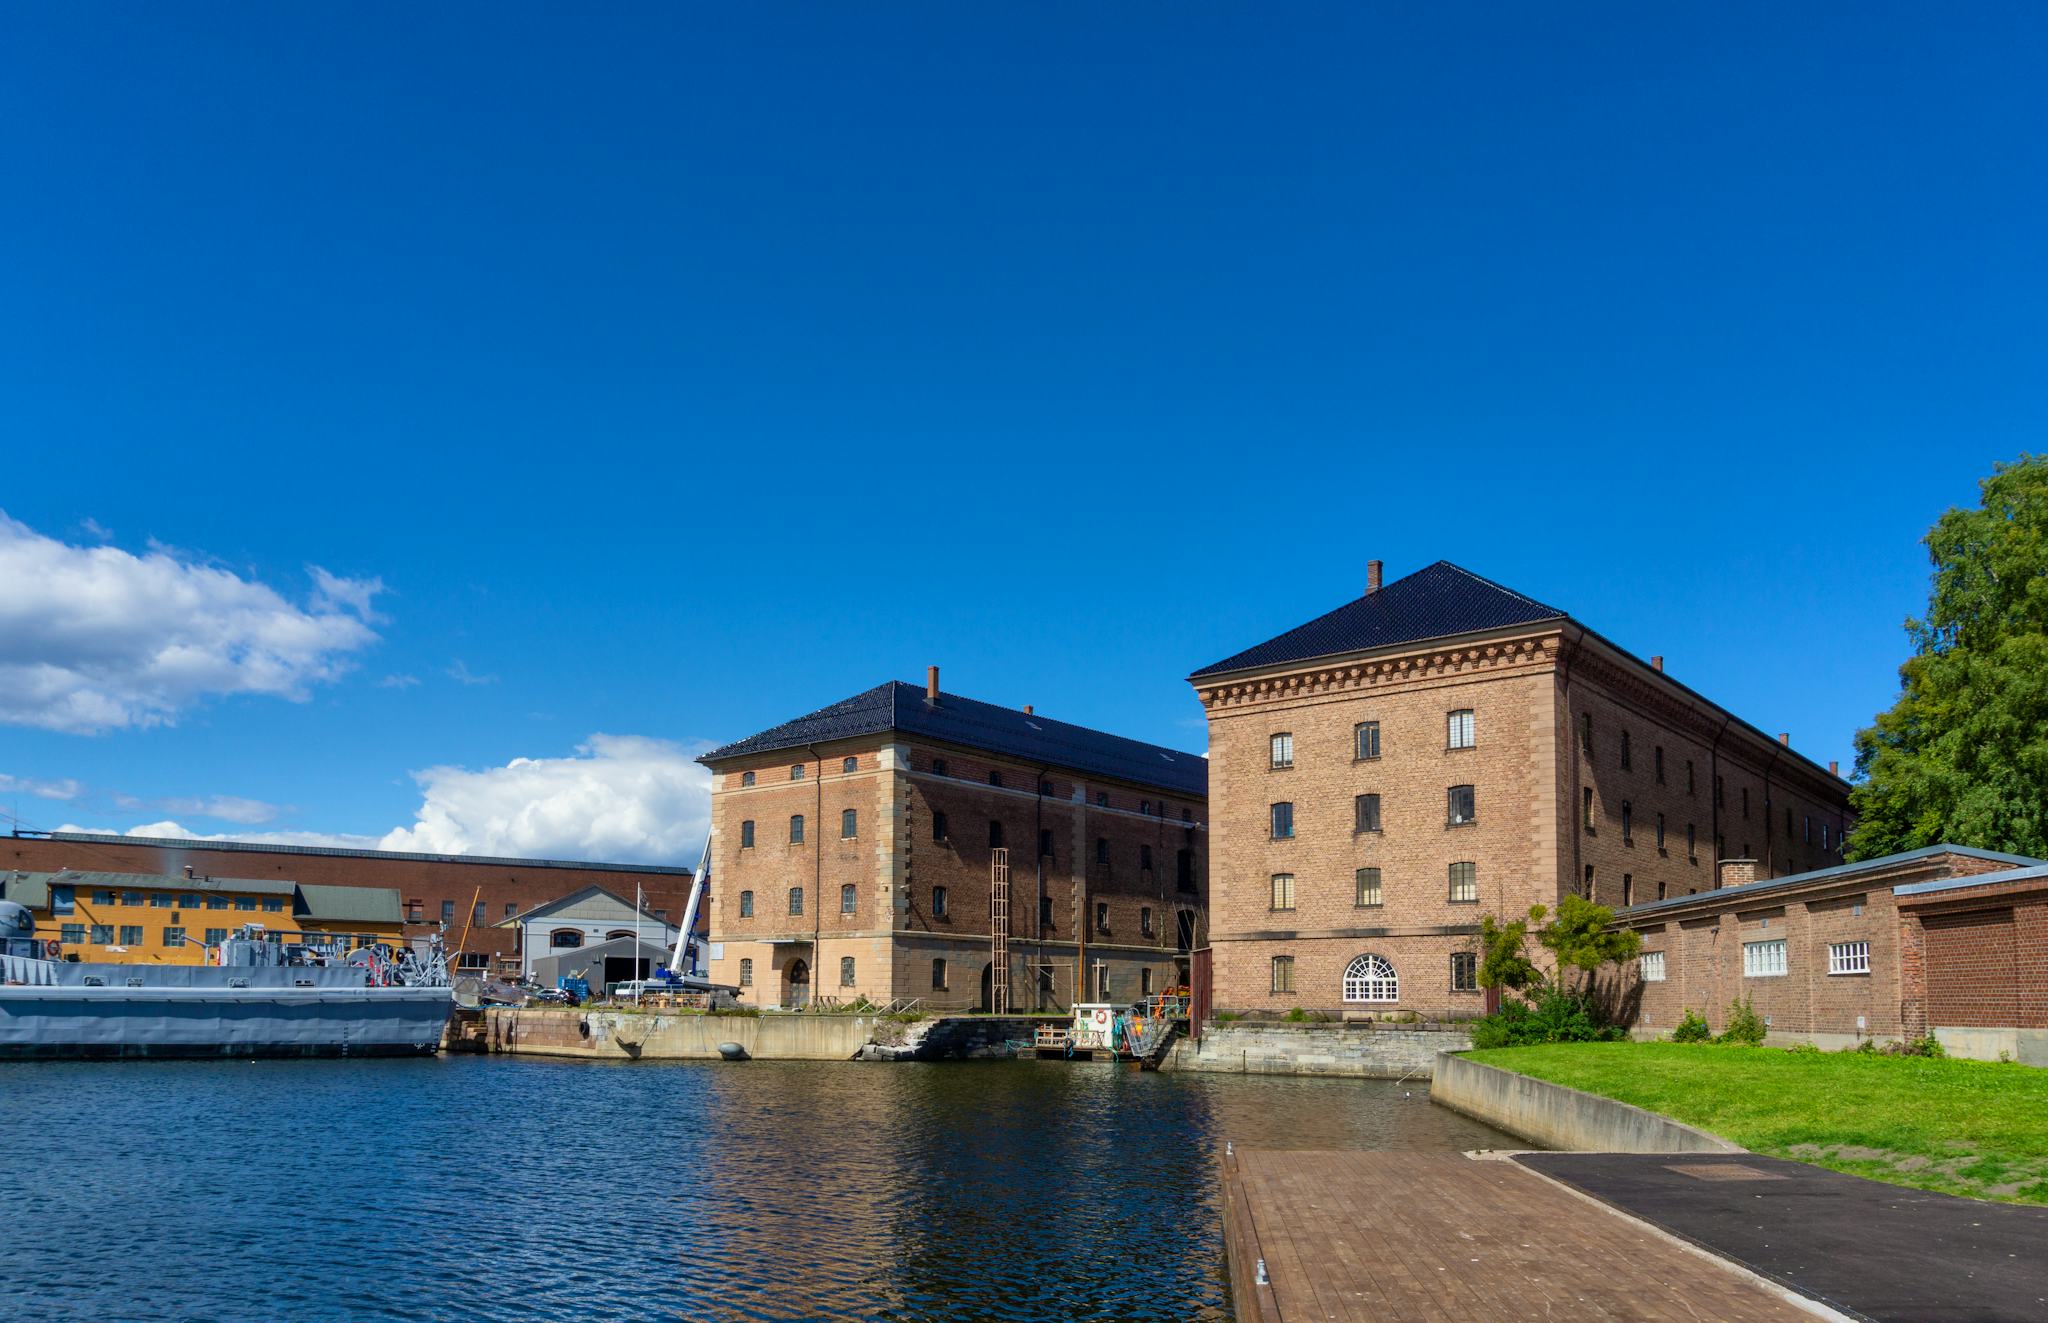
[[0, 1056, 1512, 1322]]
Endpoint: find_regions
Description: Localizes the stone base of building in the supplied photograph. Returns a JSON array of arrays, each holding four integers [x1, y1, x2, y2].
[[1165, 1021, 1470, 1078]]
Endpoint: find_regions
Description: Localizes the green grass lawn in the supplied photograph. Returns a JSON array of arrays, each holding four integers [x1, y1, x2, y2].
[[1466, 1041, 2048, 1204]]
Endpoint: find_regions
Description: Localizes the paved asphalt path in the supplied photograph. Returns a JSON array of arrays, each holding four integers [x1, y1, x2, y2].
[[1516, 1152, 2048, 1323]]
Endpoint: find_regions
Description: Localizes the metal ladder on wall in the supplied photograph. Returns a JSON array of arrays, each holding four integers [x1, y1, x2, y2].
[[989, 847, 1009, 1014]]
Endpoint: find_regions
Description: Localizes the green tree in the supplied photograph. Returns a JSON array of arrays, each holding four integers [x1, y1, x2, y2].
[[1537, 894, 1642, 990], [1849, 455, 2048, 860], [1477, 906, 1544, 993]]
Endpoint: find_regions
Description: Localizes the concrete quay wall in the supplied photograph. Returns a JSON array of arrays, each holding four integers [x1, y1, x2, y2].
[[484, 1008, 877, 1060], [1430, 1053, 1742, 1153], [1166, 1022, 1471, 1078]]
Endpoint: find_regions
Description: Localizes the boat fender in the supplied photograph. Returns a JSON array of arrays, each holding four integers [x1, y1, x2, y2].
[[717, 1041, 749, 1061]]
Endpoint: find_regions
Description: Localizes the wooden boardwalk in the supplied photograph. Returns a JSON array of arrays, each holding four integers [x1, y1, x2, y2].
[[1221, 1150, 1829, 1322]]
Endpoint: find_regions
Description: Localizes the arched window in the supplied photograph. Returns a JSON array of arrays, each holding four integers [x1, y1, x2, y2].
[[740, 771, 756, 787], [790, 764, 806, 780], [738, 958, 753, 986], [789, 814, 805, 844], [606, 930, 637, 942], [840, 884, 857, 914], [841, 808, 858, 838], [1342, 953, 1398, 1003], [549, 930, 583, 950], [842, 756, 858, 774], [738, 890, 754, 917], [840, 956, 856, 987]]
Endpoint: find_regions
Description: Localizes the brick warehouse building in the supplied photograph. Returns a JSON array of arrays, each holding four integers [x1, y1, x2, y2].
[[699, 669, 1207, 1012], [1188, 560, 1852, 1018], [1607, 845, 2048, 1063], [3, 831, 699, 975]]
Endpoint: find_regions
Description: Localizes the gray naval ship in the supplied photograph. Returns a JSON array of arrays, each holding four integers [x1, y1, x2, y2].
[[0, 900, 453, 1059]]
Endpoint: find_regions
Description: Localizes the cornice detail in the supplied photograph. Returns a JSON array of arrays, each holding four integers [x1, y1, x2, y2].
[[1196, 636, 1558, 711]]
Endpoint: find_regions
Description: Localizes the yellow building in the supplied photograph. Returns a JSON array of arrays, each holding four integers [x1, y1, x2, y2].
[[0, 869, 404, 964]]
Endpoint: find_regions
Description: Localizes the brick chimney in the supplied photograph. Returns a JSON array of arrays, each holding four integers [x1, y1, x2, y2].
[[1023, 705, 1034, 716], [1366, 560, 1383, 595], [1651, 655, 1664, 673], [1829, 760, 1840, 777], [1778, 732, 1790, 747], [1718, 858, 1758, 889], [926, 666, 940, 704]]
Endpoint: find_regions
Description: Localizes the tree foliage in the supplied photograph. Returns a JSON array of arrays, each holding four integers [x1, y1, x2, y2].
[[1849, 455, 2048, 860], [1475, 896, 1637, 993], [1477, 906, 1544, 994]]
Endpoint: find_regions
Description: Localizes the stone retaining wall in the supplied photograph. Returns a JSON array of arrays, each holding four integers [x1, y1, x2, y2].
[[1430, 1053, 1742, 1152], [485, 1008, 876, 1060], [1165, 1022, 1471, 1078]]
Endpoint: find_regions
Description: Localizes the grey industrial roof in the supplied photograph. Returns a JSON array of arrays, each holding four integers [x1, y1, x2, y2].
[[1618, 844, 2046, 918], [49, 869, 301, 896], [1894, 861, 2048, 898], [24, 831, 694, 876], [294, 883, 403, 924], [1190, 561, 1566, 679], [1, 872, 54, 907], [699, 681, 1208, 797], [501, 884, 667, 928]]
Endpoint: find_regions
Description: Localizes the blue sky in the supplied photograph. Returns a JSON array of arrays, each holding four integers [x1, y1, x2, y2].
[[2, 4, 2042, 862]]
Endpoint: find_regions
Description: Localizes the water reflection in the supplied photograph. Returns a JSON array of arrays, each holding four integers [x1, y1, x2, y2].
[[3, 1057, 1511, 1322]]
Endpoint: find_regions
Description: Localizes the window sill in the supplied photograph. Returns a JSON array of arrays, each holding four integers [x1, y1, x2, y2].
[[1352, 756, 1381, 765], [1622, 838, 1635, 849], [1268, 765, 1294, 773], [1444, 745, 1477, 754], [1447, 897, 1478, 905], [1583, 827, 1597, 836], [1445, 820, 1476, 829], [1353, 828, 1383, 837], [1826, 970, 1871, 977]]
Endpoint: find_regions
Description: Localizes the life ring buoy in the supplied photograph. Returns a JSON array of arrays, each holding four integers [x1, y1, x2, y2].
[[44, 939, 60, 959]]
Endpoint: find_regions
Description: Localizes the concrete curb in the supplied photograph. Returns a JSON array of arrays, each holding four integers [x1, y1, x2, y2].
[[1430, 1051, 1744, 1153]]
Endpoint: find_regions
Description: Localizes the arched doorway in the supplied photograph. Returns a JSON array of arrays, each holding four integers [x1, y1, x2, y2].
[[785, 958, 811, 1009], [979, 962, 993, 1013]]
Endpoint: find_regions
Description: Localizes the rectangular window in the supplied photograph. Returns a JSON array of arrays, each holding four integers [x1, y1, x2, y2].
[[1804, 814, 1812, 844], [1654, 746, 1665, 784], [932, 758, 948, 777], [1270, 955, 1295, 994], [1621, 801, 1633, 843], [1450, 952, 1478, 992], [1829, 941, 1870, 976], [739, 890, 754, 917], [840, 957, 856, 988], [1039, 896, 1053, 929], [60, 923, 85, 944], [118, 925, 143, 946], [1095, 791, 1108, 807], [1655, 813, 1666, 850], [1095, 836, 1109, 864], [1640, 951, 1666, 982], [791, 764, 806, 781], [842, 809, 858, 838], [505, 903, 518, 919], [1355, 721, 1381, 760], [1687, 823, 1697, 862], [235, 897, 257, 912], [1140, 844, 1153, 871], [1140, 906, 1153, 937], [932, 886, 948, 918], [932, 958, 947, 989], [1743, 939, 1788, 978], [121, 891, 143, 906], [1687, 760, 1696, 795], [1621, 730, 1631, 769], [1446, 785, 1475, 826], [1040, 828, 1055, 859], [1580, 712, 1592, 749], [1582, 864, 1594, 897], [741, 820, 756, 848], [841, 884, 857, 914], [93, 890, 116, 906], [149, 892, 173, 909], [790, 814, 805, 844], [204, 928, 228, 945], [163, 926, 185, 948], [988, 819, 1004, 849], [1095, 902, 1109, 933], [932, 811, 949, 842], [1270, 802, 1294, 839], [406, 900, 424, 923], [206, 896, 227, 910], [1583, 786, 1595, 831], [1621, 873, 1633, 907], [1448, 861, 1477, 903], [739, 958, 753, 986], [1447, 709, 1475, 750], [788, 888, 804, 916], [1355, 867, 1382, 907], [990, 770, 1004, 788], [263, 898, 285, 913], [1354, 793, 1381, 833], [441, 900, 455, 924], [1270, 732, 1294, 769], [1269, 873, 1295, 911]]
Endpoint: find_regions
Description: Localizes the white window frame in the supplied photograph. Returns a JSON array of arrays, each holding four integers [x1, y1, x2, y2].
[[1742, 938, 1787, 978], [1639, 951, 1666, 982], [1342, 953, 1398, 1003], [1447, 709, 1476, 750], [1269, 732, 1294, 769], [1828, 941, 1870, 976]]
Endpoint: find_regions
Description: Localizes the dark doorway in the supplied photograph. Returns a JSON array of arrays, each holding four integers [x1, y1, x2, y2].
[[1176, 909, 1197, 952], [785, 958, 810, 1009], [979, 962, 993, 1013]]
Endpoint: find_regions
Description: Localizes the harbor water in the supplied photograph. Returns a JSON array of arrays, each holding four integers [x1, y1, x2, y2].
[[2, 1056, 1514, 1321]]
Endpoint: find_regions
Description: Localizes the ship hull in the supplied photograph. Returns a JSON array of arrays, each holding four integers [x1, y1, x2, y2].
[[0, 985, 453, 1059]]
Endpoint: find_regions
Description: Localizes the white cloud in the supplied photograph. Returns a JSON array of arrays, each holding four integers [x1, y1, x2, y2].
[[55, 733, 712, 866], [444, 659, 497, 686], [152, 795, 282, 825], [0, 512, 385, 734], [0, 773, 84, 801], [379, 673, 420, 689], [377, 734, 709, 863]]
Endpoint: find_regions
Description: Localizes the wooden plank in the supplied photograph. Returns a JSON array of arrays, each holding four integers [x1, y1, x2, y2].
[[1224, 1150, 1820, 1322]]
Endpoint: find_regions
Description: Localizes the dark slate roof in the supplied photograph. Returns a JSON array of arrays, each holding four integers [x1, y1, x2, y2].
[[1189, 561, 1567, 679], [699, 682, 1208, 797], [29, 831, 693, 875], [1618, 844, 2046, 919]]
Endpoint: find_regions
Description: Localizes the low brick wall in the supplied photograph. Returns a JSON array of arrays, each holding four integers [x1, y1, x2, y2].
[[1430, 1053, 1742, 1153], [485, 1008, 876, 1060], [1165, 1021, 1470, 1079]]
